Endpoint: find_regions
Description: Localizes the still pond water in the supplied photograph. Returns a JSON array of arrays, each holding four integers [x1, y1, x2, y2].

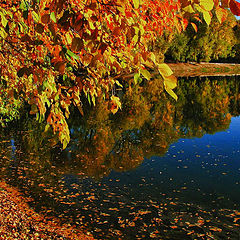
[[1, 76, 240, 239]]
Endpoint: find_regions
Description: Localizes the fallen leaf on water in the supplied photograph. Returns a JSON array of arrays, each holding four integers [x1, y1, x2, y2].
[[209, 227, 222, 232]]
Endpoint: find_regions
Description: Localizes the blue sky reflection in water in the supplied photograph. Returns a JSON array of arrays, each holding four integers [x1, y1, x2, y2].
[[105, 116, 240, 210]]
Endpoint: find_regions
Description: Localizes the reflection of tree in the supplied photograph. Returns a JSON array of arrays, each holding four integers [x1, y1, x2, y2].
[[175, 77, 232, 137], [228, 76, 240, 116], [1, 76, 239, 183]]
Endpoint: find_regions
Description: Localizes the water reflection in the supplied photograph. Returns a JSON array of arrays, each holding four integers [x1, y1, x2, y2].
[[1, 76, 240, 239]]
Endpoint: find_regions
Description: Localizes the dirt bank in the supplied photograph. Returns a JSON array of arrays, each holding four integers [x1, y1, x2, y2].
[[168, 62, 240, 77], [0, 181, 94, 240]]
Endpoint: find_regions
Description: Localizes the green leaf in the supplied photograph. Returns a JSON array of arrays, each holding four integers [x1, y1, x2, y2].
[[66, 49, 80, 60], [134, 73, 140, 84], [50, 12, 56, 23], [87, 93, 91, 105], [140, 69, 151, 80], [20, 0, 28, 11], [32, 11, 39, 23]]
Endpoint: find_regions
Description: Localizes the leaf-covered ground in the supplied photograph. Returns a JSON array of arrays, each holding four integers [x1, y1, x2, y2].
[[0, 181, 93, 240]]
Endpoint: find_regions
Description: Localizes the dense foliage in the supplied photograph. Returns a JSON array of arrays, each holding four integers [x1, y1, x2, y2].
[[166, 11, 239, 62], [0, 0, 240, 148]]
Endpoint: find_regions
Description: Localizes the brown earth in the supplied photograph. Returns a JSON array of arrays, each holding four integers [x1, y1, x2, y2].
[[0, 181, 94, 240]]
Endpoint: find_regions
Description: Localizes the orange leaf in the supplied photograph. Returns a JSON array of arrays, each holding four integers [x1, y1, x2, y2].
[[191, 22, 198, 32]]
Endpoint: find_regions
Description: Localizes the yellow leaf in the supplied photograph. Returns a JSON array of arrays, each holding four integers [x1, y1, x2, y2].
[[203, 11, 211, 25], [149, 52, 156, 64], [133, 0, 140, 9], [200, 0, 214, 11], [183, 5, 195, 13], [140, 69, 151, 80], [164, 86, 178, 101], [163, 74, 178, 101], [158, 63, 173, 77], [110, 95, 121, 114], [65, 32, 72, 45], [164, 74, 177, 90], [132, 34, 138, 45], [0, 27, 7, 39], [0, 11, 8, 27]]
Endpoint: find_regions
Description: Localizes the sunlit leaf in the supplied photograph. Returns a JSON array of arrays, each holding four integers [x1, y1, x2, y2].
[[0, 12, 8, 27], [50, 12, 56, 23], [229, 0, 240, 16], [140, 69, 151, 80], [158, 63, 173, 77], [200, 0, 214, 11], [203, 11, 211, 25], [133, 0, 140, 9], [163, 74, 178, 101]]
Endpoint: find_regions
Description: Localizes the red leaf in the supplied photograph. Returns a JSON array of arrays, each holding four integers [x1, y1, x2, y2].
[[41, 14, 50, 24], [99, 42, 108, 54], [230, 0, 240, 16]]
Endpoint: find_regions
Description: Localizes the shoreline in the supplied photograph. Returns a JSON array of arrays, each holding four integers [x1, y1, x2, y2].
[[119, 62, 240, 80], [0, 181, 94, 240], [168, 62, 240, 77]]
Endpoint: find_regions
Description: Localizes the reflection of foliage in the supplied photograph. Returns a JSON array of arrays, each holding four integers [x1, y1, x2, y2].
[[175, 77, 232, 137], [1, 76, 239, 181]]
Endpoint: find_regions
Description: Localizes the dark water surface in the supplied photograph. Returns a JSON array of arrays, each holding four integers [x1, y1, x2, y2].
[[1, 76, 240, 239]]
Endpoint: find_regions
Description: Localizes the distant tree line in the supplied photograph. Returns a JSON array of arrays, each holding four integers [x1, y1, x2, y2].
[[164, 11, 240, 63]]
